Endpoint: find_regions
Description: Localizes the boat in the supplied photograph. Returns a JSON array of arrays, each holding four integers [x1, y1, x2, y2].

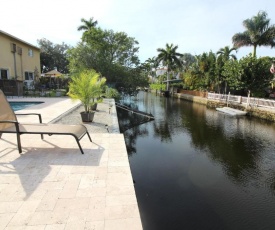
[[216, 107, 247, 116]]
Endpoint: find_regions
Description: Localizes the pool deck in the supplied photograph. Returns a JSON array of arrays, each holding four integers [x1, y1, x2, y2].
[[0, 97, 143, 230]]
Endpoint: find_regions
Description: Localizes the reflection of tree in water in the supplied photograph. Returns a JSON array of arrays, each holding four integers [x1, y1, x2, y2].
[[124, 126, 148, 156], [116, 103, 150, 156], [153, 121, 172, 143], [181, 102, 263, 184], [151, 97, 183, 143], [119, 92, 275, 192]]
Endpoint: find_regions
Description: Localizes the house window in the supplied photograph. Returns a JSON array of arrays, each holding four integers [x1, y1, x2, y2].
[[24, 72, 34, 89], [0, 69, 9, 79], [28, 49, 33, 57], [25, 72, 34, 80]]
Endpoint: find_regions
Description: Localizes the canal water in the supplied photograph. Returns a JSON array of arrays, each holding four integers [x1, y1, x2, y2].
[[117, 91, 275, 230]]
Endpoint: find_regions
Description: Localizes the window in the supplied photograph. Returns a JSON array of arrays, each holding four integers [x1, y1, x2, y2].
[[25, 72, 34, 80], [28, 49, 33, 57], [17, 47, 22, 55], [24, 72, 34, 89], [10, 43, 16, 53], [0, 69, 9, 79]]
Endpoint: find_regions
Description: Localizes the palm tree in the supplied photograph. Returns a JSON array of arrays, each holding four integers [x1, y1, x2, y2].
[[232, 11, 275, 57], [77, 17, 98, 32], [145, 57, 158, 82], [156, 43, 183, 90], [216, 46, 237, 61]]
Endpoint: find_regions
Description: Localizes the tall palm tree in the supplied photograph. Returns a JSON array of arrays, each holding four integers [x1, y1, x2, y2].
[[216, 46, 237, 61], [156, 43, 183, 90], [232, 11, 275, 57], [145, 57, 158, 82], [77, 17, 98, 32]]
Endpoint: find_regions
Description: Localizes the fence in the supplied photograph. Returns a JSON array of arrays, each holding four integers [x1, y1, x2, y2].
[[208, 92, 275, 109]]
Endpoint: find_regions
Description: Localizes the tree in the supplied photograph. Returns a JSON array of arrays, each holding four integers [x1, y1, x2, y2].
[[68, 26, 145, 96], [216, 46, 238, 93], [37, 38, 70, 73], [216, 46, 237, 62], [77, 17, 98, 32], [144, 57, 158, 83], [156, 43, 183, 90], [222, 55, 273, 96], [181, 53, 196, 72], [232, 11, 275, 57]]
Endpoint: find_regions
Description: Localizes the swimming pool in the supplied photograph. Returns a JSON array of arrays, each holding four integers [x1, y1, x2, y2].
[[9, 101, 44, 111]]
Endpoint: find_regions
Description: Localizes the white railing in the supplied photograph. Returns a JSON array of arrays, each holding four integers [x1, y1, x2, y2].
[[208, 93, 275, 109]]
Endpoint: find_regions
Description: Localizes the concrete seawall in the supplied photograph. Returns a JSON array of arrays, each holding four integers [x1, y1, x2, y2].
[[172, 92, 275, 122]]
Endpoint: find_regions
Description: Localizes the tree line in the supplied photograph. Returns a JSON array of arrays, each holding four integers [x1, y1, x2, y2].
[[38, 11, 275, 97], [145, 11, 275, 97]]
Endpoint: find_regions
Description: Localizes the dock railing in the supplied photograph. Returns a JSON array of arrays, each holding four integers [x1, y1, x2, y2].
[[207, 92, 275, 109]]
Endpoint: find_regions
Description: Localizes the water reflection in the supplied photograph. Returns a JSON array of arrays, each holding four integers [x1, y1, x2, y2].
[[118, 92, 275, 230]]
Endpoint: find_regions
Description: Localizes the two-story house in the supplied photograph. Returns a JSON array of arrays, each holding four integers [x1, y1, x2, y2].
[[0, 30, 40, 95]]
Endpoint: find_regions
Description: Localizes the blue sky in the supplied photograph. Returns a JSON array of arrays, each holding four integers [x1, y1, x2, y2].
[[1, 0, 275, 62]]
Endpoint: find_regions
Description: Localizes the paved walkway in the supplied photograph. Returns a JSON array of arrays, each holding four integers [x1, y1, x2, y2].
[[0, 97, 142, 230]]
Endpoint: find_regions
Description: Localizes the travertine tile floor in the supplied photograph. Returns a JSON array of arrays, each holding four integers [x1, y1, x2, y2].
[[0, 97, 142, 229]]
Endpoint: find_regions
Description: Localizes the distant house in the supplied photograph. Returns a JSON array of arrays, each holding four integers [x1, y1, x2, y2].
[[0, 30, 40, 94]]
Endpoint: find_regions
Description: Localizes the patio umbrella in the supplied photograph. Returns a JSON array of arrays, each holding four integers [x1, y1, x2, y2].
[[44, 69, 62, 88]]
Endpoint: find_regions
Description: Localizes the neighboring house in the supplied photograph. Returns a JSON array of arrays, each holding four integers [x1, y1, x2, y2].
[[0, 30, 40, 92]]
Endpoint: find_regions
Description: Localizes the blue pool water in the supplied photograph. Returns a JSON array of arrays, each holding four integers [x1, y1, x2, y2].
[[9, 102, 43, 111]]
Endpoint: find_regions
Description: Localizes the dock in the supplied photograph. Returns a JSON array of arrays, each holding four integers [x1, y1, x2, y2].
[[216, 107, 247, 116]]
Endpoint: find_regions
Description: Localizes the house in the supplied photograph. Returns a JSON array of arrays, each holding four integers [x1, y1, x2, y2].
[[0, 30, 40, 95]]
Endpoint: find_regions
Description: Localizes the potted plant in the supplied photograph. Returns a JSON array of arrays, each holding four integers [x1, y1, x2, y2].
[[67, 69, 106, 122], [90, 88, 104, 110], [90, 75, 106, 111]]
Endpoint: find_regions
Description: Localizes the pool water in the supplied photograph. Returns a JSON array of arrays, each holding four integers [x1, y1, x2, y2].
[[9, 102, 43, 111]]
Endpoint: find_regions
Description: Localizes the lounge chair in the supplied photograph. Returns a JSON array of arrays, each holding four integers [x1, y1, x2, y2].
[[0, 90, 92, 154]]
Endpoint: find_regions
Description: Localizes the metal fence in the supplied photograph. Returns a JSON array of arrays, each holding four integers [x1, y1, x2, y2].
[[208, 92, 275, 109]]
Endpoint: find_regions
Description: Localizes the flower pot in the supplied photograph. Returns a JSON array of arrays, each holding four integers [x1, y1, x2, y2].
[[80, 111, 95, 122], [90, 103, 97, 111]]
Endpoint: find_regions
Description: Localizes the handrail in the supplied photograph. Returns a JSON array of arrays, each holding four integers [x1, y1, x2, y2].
[[207, 92, 275, 109]]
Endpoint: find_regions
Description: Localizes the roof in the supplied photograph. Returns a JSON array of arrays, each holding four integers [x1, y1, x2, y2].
[[0, 30, 40, 50]]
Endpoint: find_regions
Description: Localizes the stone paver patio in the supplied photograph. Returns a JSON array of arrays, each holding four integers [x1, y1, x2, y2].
[[0, 97, 142, 229]]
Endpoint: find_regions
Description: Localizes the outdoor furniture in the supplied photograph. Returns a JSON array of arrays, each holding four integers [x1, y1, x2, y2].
[[0, 90, 92, 154]]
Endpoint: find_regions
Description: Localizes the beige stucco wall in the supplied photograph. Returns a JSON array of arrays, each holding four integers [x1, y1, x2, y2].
[[0, 31, 40, 82]]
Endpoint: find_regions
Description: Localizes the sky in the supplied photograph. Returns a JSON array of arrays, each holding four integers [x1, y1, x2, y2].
[[1, 0, 275, 63]]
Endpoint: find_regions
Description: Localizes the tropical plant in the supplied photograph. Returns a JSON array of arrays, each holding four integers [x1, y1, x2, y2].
[[216, 46, 237, 62], [77, 17, 98, 32], [67, 69, 106, 113], [222, 54, 273, 96], [156, 43, 183, 90], [232, 11, 275, 57], [215, 46, 238, 93], [149, 83, 166, 91], [181, 53, 196, 72], [105, 87, 121, 101]]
